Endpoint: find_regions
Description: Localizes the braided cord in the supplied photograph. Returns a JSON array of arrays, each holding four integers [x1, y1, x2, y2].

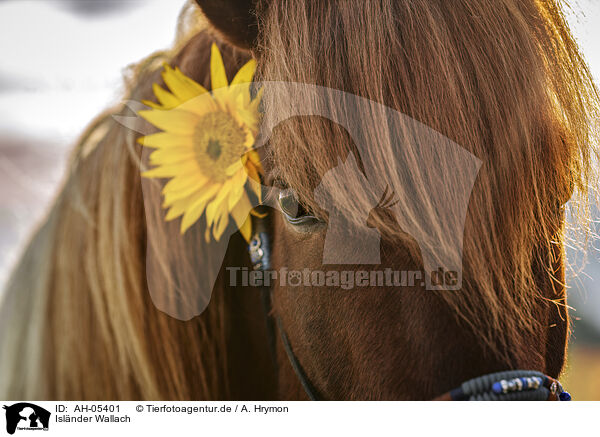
[[447, 370, 571, 401]]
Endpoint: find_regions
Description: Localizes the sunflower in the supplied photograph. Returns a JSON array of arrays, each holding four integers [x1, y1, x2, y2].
[[137, 43, 263, 242]]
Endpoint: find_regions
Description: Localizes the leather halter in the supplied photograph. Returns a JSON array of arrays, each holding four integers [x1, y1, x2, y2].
[[248, 214, 571, 401]]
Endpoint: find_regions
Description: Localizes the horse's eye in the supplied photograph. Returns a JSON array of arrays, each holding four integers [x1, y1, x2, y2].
[[277, 189, 318, 225]]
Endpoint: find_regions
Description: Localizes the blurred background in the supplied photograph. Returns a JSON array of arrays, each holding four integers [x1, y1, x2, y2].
[[0, 0, 599, 398]]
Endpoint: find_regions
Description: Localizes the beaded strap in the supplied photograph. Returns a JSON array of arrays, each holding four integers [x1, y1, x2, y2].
[[434, 370, 571, 401]]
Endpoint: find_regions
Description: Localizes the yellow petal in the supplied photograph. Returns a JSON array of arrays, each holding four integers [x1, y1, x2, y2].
[[212, 206, 230, 241], [148, 145, 194, 157], [165, 192, 200, 221], [230, 192, 253, 240], [178, 93, 219, 118], [163, 189, 198, 209], [206, 179, 234, 226], [162, 64, 206, 102], [163, 179, 208, 208], [227, 170, 249, 210], [226, 82, 252, 113], [250, 209, 268, 218], [231, 58, 256, 86], [149, 149, 196, 166], [225, 159, 244, 177], [231, 118, 256, 145], [232, 88, 248, 111], [152, 83, 181, 109], [230, 82, 251, 104], [246, 150, 262, 168], [249, 87, 264, 113], [245, 162, 262, 201], [210, 43, 229, 90], [141, 99, 164, 110], [211, 86, 235, 113], [173, 67, 208, 96], [162, 173, 207, 194], [137, 132, 193, 149], [245, 159, 261, 182], [138, 108, 198, 135], [236, 108, 260, 135], [142, 161, 198, 179], [238, 215, 252, 242], [180, 183, 221, 234]]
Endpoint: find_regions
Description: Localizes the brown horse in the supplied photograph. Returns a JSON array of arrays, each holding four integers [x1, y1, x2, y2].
[[0, 0, 598, 400]]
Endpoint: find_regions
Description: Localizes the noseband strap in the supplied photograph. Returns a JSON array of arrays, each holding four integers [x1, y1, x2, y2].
[[247, 220, 570, 401], [433, 370, 571, 401], [248, 215, 320, 400]]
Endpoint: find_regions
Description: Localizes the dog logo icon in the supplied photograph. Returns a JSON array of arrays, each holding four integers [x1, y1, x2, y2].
[[3, 403, 50, 434]]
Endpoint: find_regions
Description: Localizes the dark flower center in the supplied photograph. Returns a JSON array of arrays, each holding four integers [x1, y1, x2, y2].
[[206, 138, 222, 161]]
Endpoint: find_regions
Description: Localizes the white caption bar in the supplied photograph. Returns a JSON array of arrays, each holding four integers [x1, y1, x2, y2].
[[0, 401, 596, 436]]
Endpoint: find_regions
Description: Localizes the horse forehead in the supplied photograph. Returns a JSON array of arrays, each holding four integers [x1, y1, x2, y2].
[[260, 81, 482, 287]]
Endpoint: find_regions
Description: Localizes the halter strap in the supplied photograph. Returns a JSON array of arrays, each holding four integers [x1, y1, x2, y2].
[[248, 222, 570, 401], [433, 370, 571, 401]]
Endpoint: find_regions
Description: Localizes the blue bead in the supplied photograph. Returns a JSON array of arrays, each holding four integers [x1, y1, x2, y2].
[[492, 382, 503, 394], [559, 391, 571, 401]]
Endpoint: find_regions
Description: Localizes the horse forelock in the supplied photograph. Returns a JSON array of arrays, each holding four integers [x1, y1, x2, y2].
[[254, 0, 599, 359]]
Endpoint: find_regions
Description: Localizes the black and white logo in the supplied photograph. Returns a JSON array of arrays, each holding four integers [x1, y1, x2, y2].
[[3, 403, 50, 435]]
